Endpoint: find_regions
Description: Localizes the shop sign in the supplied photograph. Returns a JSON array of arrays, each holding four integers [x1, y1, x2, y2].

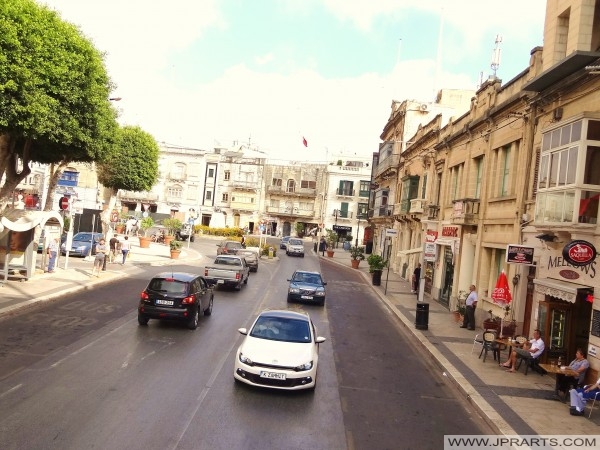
[[385, 228, 398, 237], [562, 240, 597, 267], [506, 244, 534, 265], [442, 226, 458, 237], [333, 225, 352, 232], [426, 230, 438, 242], [424, 242, 437, 262]]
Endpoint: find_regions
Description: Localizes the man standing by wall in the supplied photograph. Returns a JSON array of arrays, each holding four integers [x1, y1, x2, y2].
[[46, 238, 59, 273], [460, 285, 478, 330]]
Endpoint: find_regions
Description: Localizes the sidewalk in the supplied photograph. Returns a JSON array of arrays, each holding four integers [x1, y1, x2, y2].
[[0, 239, 596, 435], [321, 247, 597, 435]]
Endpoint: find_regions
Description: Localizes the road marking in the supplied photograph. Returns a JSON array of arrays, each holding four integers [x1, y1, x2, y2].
[[0, 383, 23, 399]]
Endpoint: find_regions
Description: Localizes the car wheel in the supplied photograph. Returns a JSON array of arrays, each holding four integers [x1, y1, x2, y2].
[[204, 296, 213, 316], [287, 294, 292, 303], [301, 254, 305, 258], [235, 282, 242, 291], [187, 306, 199, 330], [138, 314, 149, 326], [191, 236, 195, 242], [243, 276, 248, 285], [286, 251, 289, 255], [319, 299, 325, 306]]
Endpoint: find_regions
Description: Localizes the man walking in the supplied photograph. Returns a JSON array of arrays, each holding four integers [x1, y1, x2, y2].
[[460, 284, 478, 330], [412, 263, 421, 294]]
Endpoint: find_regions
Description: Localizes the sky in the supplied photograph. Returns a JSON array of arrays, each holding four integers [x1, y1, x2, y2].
[[39, 0, 547, 162]]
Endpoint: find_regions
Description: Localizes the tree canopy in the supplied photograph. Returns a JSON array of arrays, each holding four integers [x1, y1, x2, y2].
[[0, 0, 118, 202], [97, 126, 159, 193]]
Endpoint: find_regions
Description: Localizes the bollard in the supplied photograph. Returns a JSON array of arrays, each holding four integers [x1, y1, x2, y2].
[[268, 246, 274, 259]]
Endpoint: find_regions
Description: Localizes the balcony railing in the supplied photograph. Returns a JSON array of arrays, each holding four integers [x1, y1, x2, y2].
[[372, 205, 393, 218], [118, 190, 159, 202], [410, 198, 427, 214], [427, 204, 440, 220], [230, 180, 259, 190], [336, 188, 355, 197], [333, 210, 353, 219], [451, 198, 480, 224], [266, 205, 315, 217], [266, 186, 317, 197]]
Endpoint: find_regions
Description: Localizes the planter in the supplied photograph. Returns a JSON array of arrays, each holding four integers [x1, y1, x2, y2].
[[483, 318, 499, 332], [351, 259, 360, 269], [170, 249, 181, 259], [139, 236, 152, 248], [326, 250, 335, 257], [499, 321, 517, 338], [452, 311, 464, 323], [115, 224, 125, 234], [372, 269, 382, 286], [164, 235, 174, 246]]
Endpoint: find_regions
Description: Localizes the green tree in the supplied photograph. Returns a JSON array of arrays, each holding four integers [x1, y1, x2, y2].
[[0, 0, 118, 208], [97, 125, 159, 233]]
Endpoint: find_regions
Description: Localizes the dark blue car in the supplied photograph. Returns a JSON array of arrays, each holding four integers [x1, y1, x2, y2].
[[287, 270, 327, 306]]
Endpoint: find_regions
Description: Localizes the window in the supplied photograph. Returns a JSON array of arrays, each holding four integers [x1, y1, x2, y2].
[[339, 202, 349, 218], [301, 180, 316, 189], [208, 168, 215, 178], [493, 144, 515, 197], [359, 180, 370, 197], [450, 165, 461, 201], [224, 171, 230, 181], [222, 193, 229, 202], [205, 190, 212, 201], [272, 178, 282, 186], [286, 179, 296, 193], [400, 176, 419, 213], [357, 202, 368, 218], [170, 163, 186, 180], [474, 157, 483, 198], [167, 185, 182, 198], [338, 180, 353, 196], [421, 173, 427, 199], [536, 119, 600, 224]]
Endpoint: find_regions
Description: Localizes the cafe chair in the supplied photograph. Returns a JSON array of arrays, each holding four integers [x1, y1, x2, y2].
[[585, 390, 600, 418], [471, 333, 484, 355], [479, 331, 500, 362], [516, 350, 545, 375]]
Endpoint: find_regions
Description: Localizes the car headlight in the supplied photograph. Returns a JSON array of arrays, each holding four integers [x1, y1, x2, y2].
[[289, 288, 300, 293], [315, 291, 325, 297], [238, 352, 253, 365], [294, 361, 313, 371]]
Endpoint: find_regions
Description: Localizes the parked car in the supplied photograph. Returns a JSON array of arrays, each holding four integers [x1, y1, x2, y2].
[[60, 232, 103, 257], [234, 309, 326, 390], [176, 223, 195, 242], [286, 238, 305, 257], [216, 240, 243, 255], [237, 249, 259, 272], [138, 272, 214, 330], [287, 270, 327, 306], [279, 236, 291, 249]]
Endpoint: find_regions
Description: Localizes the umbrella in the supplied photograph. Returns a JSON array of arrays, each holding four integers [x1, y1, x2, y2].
[[491, 270, 512, 337]]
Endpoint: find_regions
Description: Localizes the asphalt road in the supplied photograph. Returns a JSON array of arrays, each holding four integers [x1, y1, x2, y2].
[[0, 238, 490, 449]]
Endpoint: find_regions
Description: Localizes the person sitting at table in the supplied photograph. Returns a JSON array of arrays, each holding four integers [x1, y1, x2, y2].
[[569, 376, 600, 416], [554, 348, 589, 400], [500, 329, 544, 373]]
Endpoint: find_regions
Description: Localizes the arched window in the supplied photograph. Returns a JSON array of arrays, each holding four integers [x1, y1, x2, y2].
[[167, 184, 183, 198], [286, 179, 295, 193]]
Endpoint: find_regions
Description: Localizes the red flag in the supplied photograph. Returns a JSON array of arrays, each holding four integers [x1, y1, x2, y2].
[[302, 137, 307, 147]]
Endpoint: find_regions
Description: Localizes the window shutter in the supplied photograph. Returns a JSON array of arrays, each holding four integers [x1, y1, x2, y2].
[[532, 147, 541, 199]]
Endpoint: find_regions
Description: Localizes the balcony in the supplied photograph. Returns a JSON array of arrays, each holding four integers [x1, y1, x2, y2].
[[333, 210, 354, 221], [372, 205, 393, 218], [266, 186, 317, 198], [266, 205, 315, 218], [166, 173, 186, 182], [427, 204, 440, 220], [230, 180, 259, 191], [373, 154, 400, 181], [451, 198, 480, 225], [118, 190, 159, 202], [230, 201, 256, 212], [336, 188, 355, 197], [410, 198, 427, 214]]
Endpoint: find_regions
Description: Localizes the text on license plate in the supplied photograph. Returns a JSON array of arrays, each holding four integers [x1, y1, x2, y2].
[[301, 295, 313, 300], [217, 279, 224, 284], [260, 371, 286, 380], [156, 299, 174, 306]]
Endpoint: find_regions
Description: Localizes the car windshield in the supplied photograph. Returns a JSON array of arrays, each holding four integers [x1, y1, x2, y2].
[[73, 233, 97, 242], [148, 278, 188, 295], [293, 273, 322, 284], [250, 317, 311, 343], [226, 242, 242, 248], [289, 239, 302, 245]]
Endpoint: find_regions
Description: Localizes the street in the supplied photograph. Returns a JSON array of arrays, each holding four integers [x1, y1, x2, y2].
[[0, 238, 490, 449]]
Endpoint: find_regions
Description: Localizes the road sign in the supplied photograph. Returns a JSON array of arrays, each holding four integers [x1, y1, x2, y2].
[[385, 228, 398, 237], [59, 196, 69, 210]]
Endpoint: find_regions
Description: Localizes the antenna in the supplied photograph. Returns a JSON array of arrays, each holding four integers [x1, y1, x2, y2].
[[491, 34, 502, 77]]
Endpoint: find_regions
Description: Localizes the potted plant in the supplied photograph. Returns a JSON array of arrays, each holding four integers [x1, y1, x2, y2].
[[325, 229, 337, 257], [349, 245, 365, 269], [169, 239, 182, 259], [367, 253, 387, 285], [483, 309, 499, 332], [138, 217, 154, 248], [162, 218, 182, 246], [453, 292, 467, 323]]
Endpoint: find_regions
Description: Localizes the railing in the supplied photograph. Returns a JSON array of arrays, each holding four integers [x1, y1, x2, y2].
[[230, 180, 259, 190], [410, 198, 427, 214], [336, 188, 355, 197], [118, 190, 159, 202], [372, 154, 400, 179], [266, 205, 315, 217], [372, 205, 393, 218], [451, 199, 480, 224]]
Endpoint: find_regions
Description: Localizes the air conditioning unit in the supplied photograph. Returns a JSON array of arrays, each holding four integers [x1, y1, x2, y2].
[[420, 103, 429, 112]]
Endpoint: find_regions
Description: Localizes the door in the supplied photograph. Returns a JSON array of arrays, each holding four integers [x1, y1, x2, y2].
[[439, 246, 454, 307]]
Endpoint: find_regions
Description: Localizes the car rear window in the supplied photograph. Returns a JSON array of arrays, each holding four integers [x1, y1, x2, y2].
[[289, 239, 302, 245], [148, 279, 188, 295]]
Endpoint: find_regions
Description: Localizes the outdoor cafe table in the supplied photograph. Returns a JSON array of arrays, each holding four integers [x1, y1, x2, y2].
[[538, 363, 578, 378], [494, 338, 523, 357]]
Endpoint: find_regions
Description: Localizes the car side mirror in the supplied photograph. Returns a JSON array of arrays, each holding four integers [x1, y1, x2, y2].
[[315, 336, 326, 344], [287, 279, 291, 281], [323, 282, 327, 285], [238, 328, 248, 335]]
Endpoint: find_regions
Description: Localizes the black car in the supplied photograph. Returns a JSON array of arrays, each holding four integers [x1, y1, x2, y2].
[[287, 270, 327, 306], [138, 272, 214, 330]]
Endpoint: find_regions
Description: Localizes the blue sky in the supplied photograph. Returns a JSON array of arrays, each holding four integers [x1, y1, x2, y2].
[[40, 0, 546, 161]]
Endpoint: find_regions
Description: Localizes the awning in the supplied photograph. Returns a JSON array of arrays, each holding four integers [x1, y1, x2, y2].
[[533, 278, 592, 303]]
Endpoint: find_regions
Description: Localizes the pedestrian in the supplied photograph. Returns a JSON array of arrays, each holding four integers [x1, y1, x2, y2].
[[318, 237, 326, 256], [569, 376, 600, 416], [109, 236, 119, 263], [92, 238, 107, 277], [241, 235, 246, 248], [46, 237, 59, 273], [460, 284, 478, 330], [412, 263, 421, 294], [120, 235, 131, 264]]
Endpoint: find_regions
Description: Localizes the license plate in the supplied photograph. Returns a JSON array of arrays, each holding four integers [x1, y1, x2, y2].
[[260, 371, 286, 380], [301, 295, 313, 300], [156, 299, 174, 306], [217, 280, 224, 284]]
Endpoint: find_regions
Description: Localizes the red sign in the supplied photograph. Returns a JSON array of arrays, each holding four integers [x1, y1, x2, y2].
[[562, 240, 597, 267], [59, 196, 69, 210], [426, 230, 438, 242], [442, 226, 458, 237], [110, 210, 119, 223]]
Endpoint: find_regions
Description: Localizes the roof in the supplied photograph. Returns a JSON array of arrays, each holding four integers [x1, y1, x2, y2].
[[523, 51, 600, 92], [259, 309, 309, 321], [0, 209, 64, 233], [153, 272, 199, 282]]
